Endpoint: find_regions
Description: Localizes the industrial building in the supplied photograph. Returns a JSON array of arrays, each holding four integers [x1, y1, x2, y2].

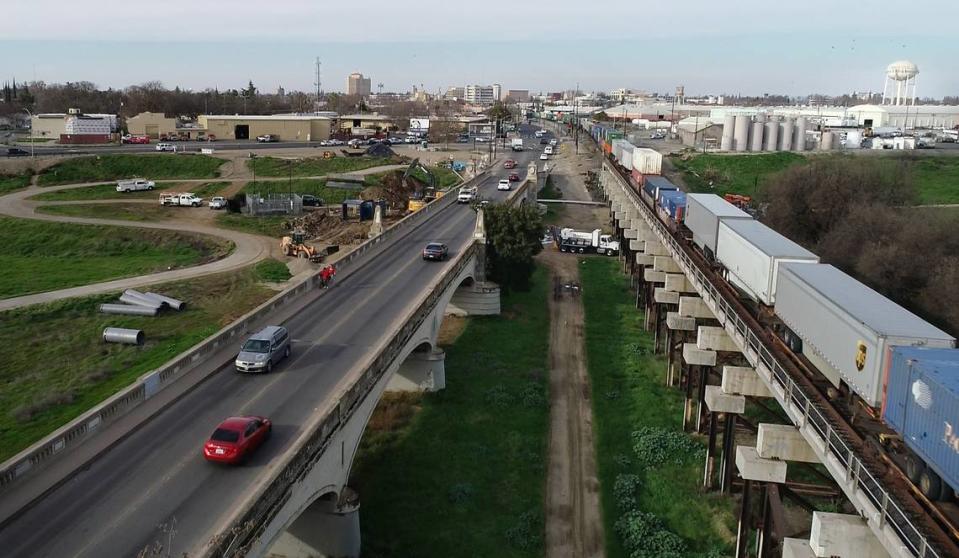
[[506, 89, 530, 103], [197, 114, 332, 142], [336, 113, 396, 137], [30, 110, 118, 143], [126, 112, 177, 139], [346, 72, 372, 97]]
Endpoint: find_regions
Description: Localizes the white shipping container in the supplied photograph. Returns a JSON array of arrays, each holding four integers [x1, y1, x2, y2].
[[631, 147, 663, 175], [620, 143, 635, 171], [716, 219, 818, 305], [775, 263, 955, 407], [685, 193, 751, 258], [611, 139, 629, 162]]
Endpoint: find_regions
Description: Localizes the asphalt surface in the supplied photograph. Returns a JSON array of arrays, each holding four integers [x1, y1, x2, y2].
[[0, 134, 544, 558]]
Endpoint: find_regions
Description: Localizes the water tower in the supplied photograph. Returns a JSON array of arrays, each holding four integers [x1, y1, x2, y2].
[[881, 60, 919, 106]]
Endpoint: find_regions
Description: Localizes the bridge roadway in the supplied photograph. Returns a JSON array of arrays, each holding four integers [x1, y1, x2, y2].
[[0, 146, 541, 558]]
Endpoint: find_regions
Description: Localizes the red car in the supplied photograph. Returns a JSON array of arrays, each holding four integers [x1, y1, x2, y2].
[[121, 135, 150, 144], [508, 173, 520, 182], [503, 159, 516, 169], [203, 416, 272, 464]]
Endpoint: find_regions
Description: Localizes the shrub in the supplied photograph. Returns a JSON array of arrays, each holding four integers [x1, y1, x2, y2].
[[614, 510, 688, 558], [631, 426, 703, 466], [505, 509, 541, 550], [613, 474, 642, 511]]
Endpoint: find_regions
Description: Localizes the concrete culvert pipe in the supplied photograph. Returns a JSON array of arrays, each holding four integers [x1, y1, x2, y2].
[[103, 327, 145, 345], [121, 289, 166, 309], [99, 303, 159, 316], [144, 292, 185, 311]]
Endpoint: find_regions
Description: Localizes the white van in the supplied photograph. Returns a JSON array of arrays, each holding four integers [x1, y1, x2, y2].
[[544, 145, 554, 155]]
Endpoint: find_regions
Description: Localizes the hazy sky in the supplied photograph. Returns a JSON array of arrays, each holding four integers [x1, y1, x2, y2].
[[5, 0, 958, 96]]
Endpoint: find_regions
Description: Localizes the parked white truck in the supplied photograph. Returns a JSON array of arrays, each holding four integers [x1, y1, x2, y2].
[[159, 193, 204, 207], [558, 228, 620, 256], [457, 186, 478, 204], [116, 179, 155, 192]]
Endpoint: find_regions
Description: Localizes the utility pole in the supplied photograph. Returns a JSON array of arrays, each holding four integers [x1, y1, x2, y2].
[[314, 58, 322, 102], [574, 82, 579, 154]]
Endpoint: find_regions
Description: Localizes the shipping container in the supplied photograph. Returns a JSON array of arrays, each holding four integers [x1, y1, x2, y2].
[[642, 176, 677, 202], [611, 139, 628, 162], [884, 347, 959, 495], [775, 264, 955, 407], [716, 219, 818, 306], [631, 147, 663, 175], [685, 193, 752, 258], [657, 190, 687, 222], [630, 167, 644, 189], [620, 143, 635, 170]]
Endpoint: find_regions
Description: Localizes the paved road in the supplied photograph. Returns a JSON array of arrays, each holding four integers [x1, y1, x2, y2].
[[0, 141, 542, 557]]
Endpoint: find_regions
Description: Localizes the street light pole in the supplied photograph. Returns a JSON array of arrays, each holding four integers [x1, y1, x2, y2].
[[22, 109, 34, 160], [288, 160, 294, 211]]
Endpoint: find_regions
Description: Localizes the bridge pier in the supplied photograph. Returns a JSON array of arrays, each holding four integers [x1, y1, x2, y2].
[[269, 491, 361, 558], [387, 347, 446, 392]]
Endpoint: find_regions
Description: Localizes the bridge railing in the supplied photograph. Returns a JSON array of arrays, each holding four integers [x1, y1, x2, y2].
[[603, 162, 943, 558], [0, 168, 489, 498], [208, 243, 480, 557]]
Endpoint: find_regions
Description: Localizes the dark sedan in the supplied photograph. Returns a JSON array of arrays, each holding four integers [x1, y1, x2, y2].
[[6, 147, 29, 157], [422, 242, 449, 261]]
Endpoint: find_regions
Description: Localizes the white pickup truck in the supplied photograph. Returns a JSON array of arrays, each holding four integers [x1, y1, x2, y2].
[[116, 179, 155, 192], [159, 193, 204, 207], [457, 186, 477, 204]]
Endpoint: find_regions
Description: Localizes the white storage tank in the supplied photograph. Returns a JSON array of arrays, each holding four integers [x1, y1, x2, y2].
[[775, 263, 956, 407], [845, 130, 863, 149], [764, 118, 779, 151], [780, 118, 794, 151], [750, 120, 764, 151], [685, 193, 752, 259], [716, 219, 819, 306], [721, 114, 735, 151], [631, 147, 663, 175], [795, 116, 807, 152], [820, 131, 835, 151], [734, 114, 750, 152]]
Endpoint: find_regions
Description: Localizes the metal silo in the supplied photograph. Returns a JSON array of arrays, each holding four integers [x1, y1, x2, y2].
[[750, 120, 764, 151], [795, 116, 807, 152], [820, 130, 834, 150], [721, 114, 735, 151], [780, 118, 794, 151], [764, 118, 779, 151], [734, 114, 749, 152], [845, 130, 863, 150]]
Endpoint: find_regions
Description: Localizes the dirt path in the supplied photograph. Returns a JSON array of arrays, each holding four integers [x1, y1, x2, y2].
[[543, 249, 605, 558]]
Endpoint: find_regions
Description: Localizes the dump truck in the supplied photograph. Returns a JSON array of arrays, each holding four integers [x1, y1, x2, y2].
[[558, 228, 620, 256]]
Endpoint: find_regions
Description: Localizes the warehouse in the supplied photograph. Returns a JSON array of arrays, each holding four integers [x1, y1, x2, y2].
[[126, 112, 176, 139], [197, 114, 332, 142]]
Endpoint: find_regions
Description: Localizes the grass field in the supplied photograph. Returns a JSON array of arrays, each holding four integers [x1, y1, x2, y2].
[[581, 258, 736, 558], [36, 202, 181, 222], [0, 172, 33, 195], [29, 181, 231, 202], [351, 269, 550, 557], [242, 179, 363, 204], [252, 258, 292, 282], [0, 216, 232, 299], [38, 154, 224, 186], [670, 152, 807, 197], [215, 213, 291, 238], [912, 157, 959, 205], [248, 155, 403, 177], [0, 267, 277, 462]]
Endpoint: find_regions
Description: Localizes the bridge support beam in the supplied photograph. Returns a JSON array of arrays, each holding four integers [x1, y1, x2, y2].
[[387, 348, 446, 392], [269, 492, 361, 558], [447, 282, 501, 316]]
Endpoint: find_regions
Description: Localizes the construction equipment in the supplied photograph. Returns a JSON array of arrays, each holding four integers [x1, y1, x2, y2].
[[322, 150, 335, 159], [403, 159, 438, 211], [280, 230, 324, 262], [723, 193, 752, 210]]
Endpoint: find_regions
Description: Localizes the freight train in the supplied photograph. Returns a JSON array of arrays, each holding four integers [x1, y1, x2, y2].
[[587, 119, 959, 504]]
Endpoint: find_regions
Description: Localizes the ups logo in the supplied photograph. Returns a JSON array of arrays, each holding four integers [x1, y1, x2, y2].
[[855, 341, 867, 371]]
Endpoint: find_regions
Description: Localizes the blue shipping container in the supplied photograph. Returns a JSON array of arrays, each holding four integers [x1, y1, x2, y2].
[[659, 191, 687, 222], [884, 347, 959, 492], [643, 176, 677, 200]]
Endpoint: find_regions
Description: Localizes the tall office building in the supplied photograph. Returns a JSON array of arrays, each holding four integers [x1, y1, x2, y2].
[[464, 83, 501, 104], [346, 72, 372, 97]]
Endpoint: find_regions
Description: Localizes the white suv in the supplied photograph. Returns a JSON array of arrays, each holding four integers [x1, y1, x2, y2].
[[457, 186, 477, 203], [155, 143, 176, 152], [497, 179, 510, 191]]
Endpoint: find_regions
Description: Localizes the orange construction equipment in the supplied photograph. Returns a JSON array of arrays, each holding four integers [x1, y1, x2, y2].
[[724, 193, 752, 210], [280, 230, 324, 262]]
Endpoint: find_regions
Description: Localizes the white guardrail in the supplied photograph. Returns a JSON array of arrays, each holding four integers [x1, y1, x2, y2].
[[0, 169, 488, 494], [603, 161, 943, 558]]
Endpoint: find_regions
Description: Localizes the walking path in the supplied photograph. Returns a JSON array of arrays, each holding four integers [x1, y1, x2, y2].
[[541, 133, 606, 558]]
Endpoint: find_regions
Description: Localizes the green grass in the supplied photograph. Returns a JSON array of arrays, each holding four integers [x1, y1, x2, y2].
[[242, 179, 362, 204], [0, 216, 232, 299], [0, 172, 33, 195], [252, 258, 292, 282], [36, 203, 180, 222], [38, 154, 224, 186], [351, 268, 550, 557], [413, 165, 462, 190], [670, 152, 807, 197], [0, 267, 277, 462], [215, 213, 291, 238], [248, 155, 403, 177], [581, 258, 736, 558], [912, 157, 959, 205], [538, 176, 563, 200], [29, 181, 231, 202]]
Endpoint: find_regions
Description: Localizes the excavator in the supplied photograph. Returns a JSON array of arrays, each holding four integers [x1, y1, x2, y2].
[[280, 230, 324, 262], [403, 159, 438, 212]]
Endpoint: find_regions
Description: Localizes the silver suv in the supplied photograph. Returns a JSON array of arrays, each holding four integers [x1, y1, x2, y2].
[[235, 325, 290, 373]]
